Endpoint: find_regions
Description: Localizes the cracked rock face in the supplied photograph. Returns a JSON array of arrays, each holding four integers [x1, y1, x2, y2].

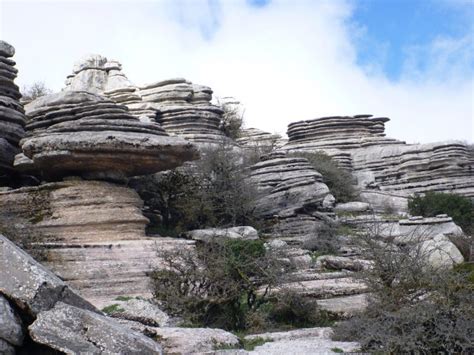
[[0, 40, 26, 175], [29, 302, 162, 355], [18, 90, 199, 180], [0, 234, 97, 317]]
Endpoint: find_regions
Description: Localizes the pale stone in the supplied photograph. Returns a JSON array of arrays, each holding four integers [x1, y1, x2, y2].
[[29, 302, 162, 354], [186, 226, 259, 242]]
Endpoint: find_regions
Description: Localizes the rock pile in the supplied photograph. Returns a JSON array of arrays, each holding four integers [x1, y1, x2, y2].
[[16, 90, 198, 180], [0, 234, 163, 354], [0, 41, 26, 177]]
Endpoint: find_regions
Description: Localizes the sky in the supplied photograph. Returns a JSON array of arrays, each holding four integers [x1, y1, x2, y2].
[[0, 0, 473, 143]]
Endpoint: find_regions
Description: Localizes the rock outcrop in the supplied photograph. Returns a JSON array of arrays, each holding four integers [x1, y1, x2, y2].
[[140, 78, 230, 147], [282, 115, 474, 207], [237, 127, 287, 152], [0, 180, 196, 306], [0, 41, 26, 178], [17, 90, 198, 180]]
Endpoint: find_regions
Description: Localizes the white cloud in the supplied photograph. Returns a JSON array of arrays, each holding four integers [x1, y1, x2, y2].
[[1, 0, 472, 143]]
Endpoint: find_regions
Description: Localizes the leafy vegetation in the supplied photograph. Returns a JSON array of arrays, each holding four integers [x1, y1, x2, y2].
[[333, 228, 474, 353], [408, 191, 473, 234], [290, 152, 357, 203], [152, 239, 333, 332], [131, 142, 262, 234], [101, 304, 125, 314]]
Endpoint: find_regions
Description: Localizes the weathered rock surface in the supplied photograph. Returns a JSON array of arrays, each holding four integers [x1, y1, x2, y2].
[[103, 298, 170, 327], [18, 90, 199, 180], [151, 327, 240, 354], [29, 302, 162, 354], [0, 295, 25, 347], [249, 152, 331, 218], [186, 226, 259, 242], [244, 327, 359, 354], [282, 115, 474, 200], [0, 234, 97, 317], [236, 127, 286, 152], [0, 180, 196, 305], [0, 40, 26, 176]]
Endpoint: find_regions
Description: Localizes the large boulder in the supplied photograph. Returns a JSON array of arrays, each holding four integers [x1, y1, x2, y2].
[[0, 234, 97, 317], [18, 91, 199, 180], [29, 302, 162, 354]]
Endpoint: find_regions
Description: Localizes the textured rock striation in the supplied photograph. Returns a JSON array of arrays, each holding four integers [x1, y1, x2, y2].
[[0, 41, 26, 177], [282, 115, 474, 201], [140, 78, 230, 147], [0, 179, 196, 306], [16, 90, 198, 180], [237, 127, 287, 152]]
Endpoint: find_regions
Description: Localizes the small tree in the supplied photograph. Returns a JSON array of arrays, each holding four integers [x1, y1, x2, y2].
[[21, 82, 52, 102], [408, 192, 473, 234], [291, 152, 357, 203], [333, 226, 474, 353]]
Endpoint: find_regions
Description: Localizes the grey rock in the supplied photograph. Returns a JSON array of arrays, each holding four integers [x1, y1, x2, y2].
[[244, 327, 359, 354], [0, 41, 15, 58], [186, 226, 259, 242], [0, 234, 97, 317], [29, 302, 162, 354], [104, 298, 170, 327], [335, 201, 370, 213], [0, 339, 15, 355], [0, 295, 24, 346]]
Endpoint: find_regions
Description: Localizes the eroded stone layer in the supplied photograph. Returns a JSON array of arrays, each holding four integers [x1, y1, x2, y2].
[[283, 115, 474, 199], [0, 180, 193, 306], [18, 91, 198, 180], [0, 41, 26, 175]]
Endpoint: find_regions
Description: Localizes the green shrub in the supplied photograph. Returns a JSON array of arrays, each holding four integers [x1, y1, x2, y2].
[[291, 152, 356, 203], [408, 192, 473, 234], [333, 229, 474, 353], [131, 142, 262, 234]]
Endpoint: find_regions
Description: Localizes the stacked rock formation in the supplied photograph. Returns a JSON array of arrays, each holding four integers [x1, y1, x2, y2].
[[237, 127, 287, 151], [0, 82, 200, 305], [139, 78, 229, 147], [0, 41, 26, 178], [282, 115, 474, 202], [15, 90, 198, 180], [248, 151, 334, 244]]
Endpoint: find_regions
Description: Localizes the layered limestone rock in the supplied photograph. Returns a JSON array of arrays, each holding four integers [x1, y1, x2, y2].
[[237, 127, 287, 152], [282, 115, 474, 203], [16, 90, 198, 180], [249, 152, 332, 219], [140, 78, 230, 147], [0, 180, 196, 306], [0, 41, 26, 176]]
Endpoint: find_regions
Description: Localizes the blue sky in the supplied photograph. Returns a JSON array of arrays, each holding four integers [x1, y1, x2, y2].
[[350, 0, 474, 80], [0, 0, 472, 142]]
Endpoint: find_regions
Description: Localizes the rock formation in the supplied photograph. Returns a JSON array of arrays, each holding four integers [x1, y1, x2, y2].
[[282, 115, 474, 206], [0, 41, 26, 179], [64, 55, 233, 148], [237, 127, 287, 152], [140, 78, 230, 147], [16, 90, 198, 180]]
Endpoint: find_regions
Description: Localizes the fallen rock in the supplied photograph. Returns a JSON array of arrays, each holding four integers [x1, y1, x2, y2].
[[186, 226, 259, 242], [29, 302, 162, 354], [417, 234, 464, 268], [103, 297, 170, 327], [0, 234, 97, 317], [0, 295, 25, 347]]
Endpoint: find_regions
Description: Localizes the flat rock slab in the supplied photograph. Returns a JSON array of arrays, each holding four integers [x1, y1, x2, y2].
[[243, 327, 359, 355], [29, 302, 162, 354], [0, 234, 97, 317]]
